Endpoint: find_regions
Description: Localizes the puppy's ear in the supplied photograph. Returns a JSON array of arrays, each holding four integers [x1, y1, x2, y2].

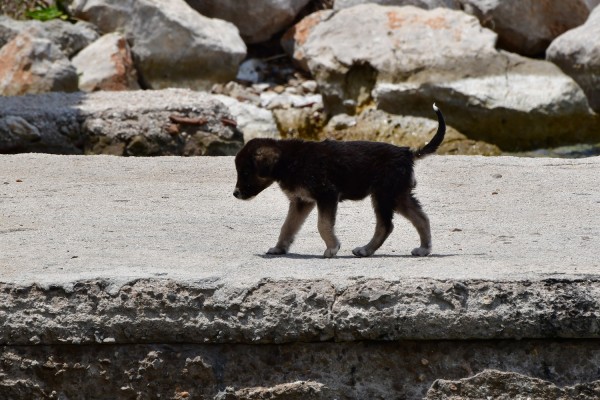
[[254, 146, 280, 177]]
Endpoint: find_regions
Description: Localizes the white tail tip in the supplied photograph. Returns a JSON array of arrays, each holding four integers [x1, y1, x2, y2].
[[433, 103, 439, 112]]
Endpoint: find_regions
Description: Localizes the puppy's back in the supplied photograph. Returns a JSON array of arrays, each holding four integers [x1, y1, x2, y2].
[[284, 140, 415, 200]]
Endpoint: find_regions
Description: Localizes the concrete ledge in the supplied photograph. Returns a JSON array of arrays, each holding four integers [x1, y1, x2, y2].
[[1, 154, 599, 397], [2, 277, 600, 346]]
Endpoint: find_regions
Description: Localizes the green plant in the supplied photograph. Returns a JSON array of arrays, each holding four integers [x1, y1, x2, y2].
[[25, 1, 70, 22]]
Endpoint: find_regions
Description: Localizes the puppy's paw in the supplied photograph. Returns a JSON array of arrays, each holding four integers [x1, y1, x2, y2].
[[411, 247, 431, 257], [267, 246, 287, 255], [352, 246, 373, 257], [323, 244, 340, 258]]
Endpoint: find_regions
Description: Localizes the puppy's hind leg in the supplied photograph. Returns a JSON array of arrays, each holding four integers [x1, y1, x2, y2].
[[267, 200, 315, 255], [353, 196, 394, 257], [317, 200, 341, 258], [396, 194, 432, 256]]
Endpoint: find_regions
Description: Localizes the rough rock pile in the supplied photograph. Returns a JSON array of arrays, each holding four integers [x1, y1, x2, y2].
[[0, 90, 242, 156], [286, 2, 600, 149], [0, 0, 599, 154]]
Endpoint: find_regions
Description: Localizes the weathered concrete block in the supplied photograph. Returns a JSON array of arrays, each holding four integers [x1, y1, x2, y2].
[[0, 90, 243, 155]]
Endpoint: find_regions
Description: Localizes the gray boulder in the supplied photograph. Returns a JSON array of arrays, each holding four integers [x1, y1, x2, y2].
[[374, 56, 599, 151], [290, 4, 600, 150], [186, 0, 311, 44], [460, 0, 599, 57], [69, 0, 247, 90], [0, 15, 99, 58], [72, 32, 140, 92], [547, 6, 600, 113], [0, 90, 243, 156], [331, 1, 599, 57], [294, 5, 498, 115], [334, 0, 460, 10], [0, 33, 78, 96]]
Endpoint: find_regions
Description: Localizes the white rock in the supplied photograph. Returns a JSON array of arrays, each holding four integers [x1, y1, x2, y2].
[[327, 1, 600, 58], [213, 94, 280, 141], [70, 0, 246, 90], [72, 32, 140, 92], [260, 92, 322, 110], [374, 56, 599, 150], [328, 113, 357, 130], [376, 70, 588, 114], [547, 6, 600, 112], [300, 80, 318, 93], [296, 5, 498, 114]]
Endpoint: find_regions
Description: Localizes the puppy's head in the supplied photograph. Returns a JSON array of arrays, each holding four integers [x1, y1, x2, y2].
[[233, 139, 281, 200]]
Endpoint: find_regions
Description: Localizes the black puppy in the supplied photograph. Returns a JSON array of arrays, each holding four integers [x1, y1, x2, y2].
[[234, 104, 446, 258]]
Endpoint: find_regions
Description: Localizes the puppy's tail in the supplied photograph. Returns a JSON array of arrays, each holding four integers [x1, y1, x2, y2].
[[414, 103, 446, 159]]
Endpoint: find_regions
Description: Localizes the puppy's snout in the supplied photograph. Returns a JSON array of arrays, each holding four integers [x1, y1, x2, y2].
[[233, 188, 241, 199]]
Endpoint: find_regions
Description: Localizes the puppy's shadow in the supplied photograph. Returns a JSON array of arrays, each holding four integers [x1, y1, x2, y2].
[[258, 253, 355, 260], [257, 253, 459, 260]]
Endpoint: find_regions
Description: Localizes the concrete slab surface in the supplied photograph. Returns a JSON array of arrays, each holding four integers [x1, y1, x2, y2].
[[1, 154, 598, 286]]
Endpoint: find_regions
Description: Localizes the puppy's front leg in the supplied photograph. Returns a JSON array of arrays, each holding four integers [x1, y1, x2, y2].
[[267, 200, 315, 255], [317, 200, 341, 258]]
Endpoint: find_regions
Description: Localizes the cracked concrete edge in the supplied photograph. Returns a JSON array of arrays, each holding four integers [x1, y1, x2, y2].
[[2, 277, 600, 345]]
